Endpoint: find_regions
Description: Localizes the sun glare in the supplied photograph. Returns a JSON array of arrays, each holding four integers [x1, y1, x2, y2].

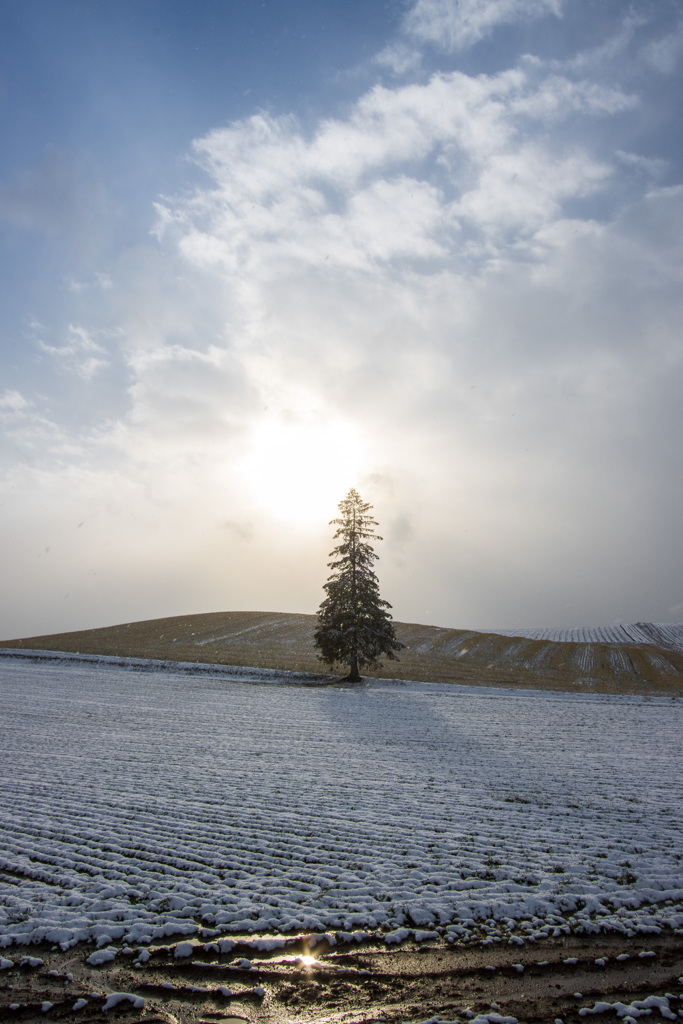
[[238, 415, 365, 527]]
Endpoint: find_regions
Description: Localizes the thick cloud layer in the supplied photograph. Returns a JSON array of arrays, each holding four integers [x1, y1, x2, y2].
[[1, 0, 682, 638]]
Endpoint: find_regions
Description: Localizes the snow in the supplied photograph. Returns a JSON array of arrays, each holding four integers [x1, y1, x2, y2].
[[487, 622, 683, 649], [579, 994, 677, 1018], [0, 646, 322, 682], [86, 946, 117, 965], [0, 654, 681, 950], [407, 1016, 518, 1024], [101, 992, 145, 1011]]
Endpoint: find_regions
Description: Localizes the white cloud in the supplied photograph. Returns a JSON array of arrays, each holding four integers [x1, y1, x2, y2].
[[557, 10, 646, 77], [0, 395, 80, 464], [68, 272, 113, 294], [401, 0, 562, 52], [642, 18, 683, 74], [510, 70, 637, 119], [615, 150, 668, 180], [453, 142, 611, 237], [38, 324, 109, 380], [160, 62, 627, 291], [0, 389, 32, 417], [121, 342, 252, 456]]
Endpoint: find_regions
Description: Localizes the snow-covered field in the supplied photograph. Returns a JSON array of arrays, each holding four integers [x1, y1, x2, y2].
[[0, 653, 681, 952], [488, 622, 683, 649]]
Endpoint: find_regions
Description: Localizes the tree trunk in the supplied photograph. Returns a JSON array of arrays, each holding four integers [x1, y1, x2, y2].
[[345, 653, 362, 683]]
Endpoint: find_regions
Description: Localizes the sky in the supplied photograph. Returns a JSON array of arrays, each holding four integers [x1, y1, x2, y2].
[[1, 0, 683, 640]]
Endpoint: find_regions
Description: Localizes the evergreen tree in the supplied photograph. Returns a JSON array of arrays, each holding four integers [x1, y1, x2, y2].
[[314, 488, 404, 682]]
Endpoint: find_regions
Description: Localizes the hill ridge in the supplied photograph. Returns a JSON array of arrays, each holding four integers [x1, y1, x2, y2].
[[2, 610, 682, 695]]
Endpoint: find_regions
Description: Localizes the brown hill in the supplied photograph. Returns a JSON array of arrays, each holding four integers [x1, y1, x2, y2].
[[2, 610, 682, 695]]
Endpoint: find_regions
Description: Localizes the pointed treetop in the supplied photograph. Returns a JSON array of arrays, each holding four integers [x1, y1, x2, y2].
[[330, 488, 381, 539]]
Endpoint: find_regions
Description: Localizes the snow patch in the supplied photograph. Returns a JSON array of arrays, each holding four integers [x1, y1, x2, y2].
[[579, 994, 676, 1018], [102, 992, 145, 1011], [87, 947, 117, 966]]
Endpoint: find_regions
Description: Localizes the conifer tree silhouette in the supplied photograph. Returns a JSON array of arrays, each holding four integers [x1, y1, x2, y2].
[[314, 489, 404, 681]]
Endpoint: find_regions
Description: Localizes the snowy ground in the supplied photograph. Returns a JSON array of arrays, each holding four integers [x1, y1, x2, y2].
[[0, 653, 681, 952], [488, 622, 683, 649]]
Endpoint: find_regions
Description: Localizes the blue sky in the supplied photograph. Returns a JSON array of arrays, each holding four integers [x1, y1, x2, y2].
[[1, 0, 683, 639]]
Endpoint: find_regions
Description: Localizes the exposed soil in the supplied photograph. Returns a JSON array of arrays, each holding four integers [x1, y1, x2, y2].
[[2, 931, 681, 1024]]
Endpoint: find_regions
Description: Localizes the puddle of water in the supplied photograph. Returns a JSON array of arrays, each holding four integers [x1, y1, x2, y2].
[[213, 1018, 249, 1024], [252, 954, 321, 967]]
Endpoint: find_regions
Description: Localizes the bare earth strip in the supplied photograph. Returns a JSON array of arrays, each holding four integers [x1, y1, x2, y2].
[[1, 932, 682, 1024], [2, 610, 682, 694]]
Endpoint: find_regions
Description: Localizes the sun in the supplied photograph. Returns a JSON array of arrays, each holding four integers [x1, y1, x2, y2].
[[238, 414, 365, 527]]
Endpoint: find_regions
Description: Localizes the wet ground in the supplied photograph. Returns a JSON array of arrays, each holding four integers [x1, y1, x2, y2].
[[1, 930, 681, 1024]]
